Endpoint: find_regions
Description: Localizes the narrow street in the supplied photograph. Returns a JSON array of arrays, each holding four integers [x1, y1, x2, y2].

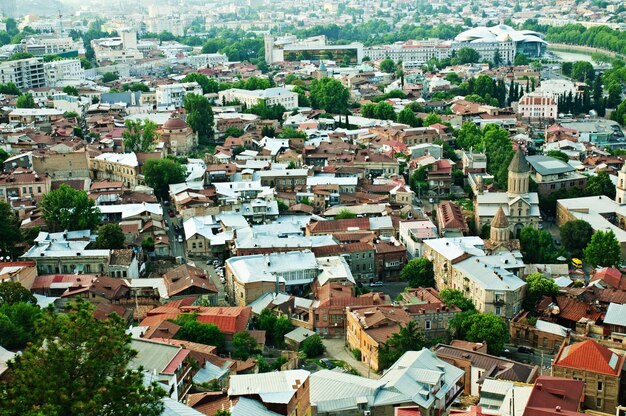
[[322, 338, 381, 379]]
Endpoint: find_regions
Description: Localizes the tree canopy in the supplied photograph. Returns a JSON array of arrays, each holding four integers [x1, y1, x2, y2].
[[184, 94, 214, 142], [16, 93, 35, 109], [0, 302, 165, 416], [456, 47, 480, 64], [40, 185, 101, 232], [379, 321, 426, 369], [439, 289, 475, 312], [334, 209, 356, 219], [379, 57, 396, 73], [523, 273, 559, 311], [181, 73, 219, 94], [400, 258, 435, 288], [0, 281, 36, 306], [122, 119, 157, 153], [142, 158, 186, 200], [560, 220, 593, 258], [232, 331, 259, 360], [300, 334, 325, 358], [310, 78, 350, 114], [94, 223, 126, 250], [464, 313, 509, 355], [584, 230, 621, 267], [174, 315, 226, 353], [519, 226, 559, 264], [0, 201, 23, 259]]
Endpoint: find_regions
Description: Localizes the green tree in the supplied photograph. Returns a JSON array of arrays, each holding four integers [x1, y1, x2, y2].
[[175, 317, 226, 353], [232, 331, 259, 360], [184, 94, 214, 142], [7, 52, 34, 61], [122, 83, 150, 92], [423, 113, 442, 126], [223, 127, 245, 138], [584, 230, 621, 267], [62, 86, 80, 96], [561, 62, 572, 77], [122, 119, 157, 152], [0, 302, 165, 415], [455, 122, 482, 150], [514, 54, 529, 66], [374, 102, 396, 121], [141, 237, 155, 252], [445, 72, 462, 85], [456, 47, 480, 64], [40, 185, 101, 232], [397, 107, 420, 127], [334, 209, 357, 219], [464, 313, 509, 355], [379, 321, 426, 369], [181, 73, 219, 94], [519, 226, 558, 264], [142, 159, 186, 200], [482, 124, 514, 189], [400, 258, 435, 287], [379, 57, 396, 73], [273, 316, 294, 348], [102, 72, 119, 83], [0, 281, 36, 306], [439, 288, 475, 312], [0, 83, 20, 95], [585, 170, 615, 199], [310, 77, 350, 114], [16, 93, 35, 108], [560, 220, 593, 258], [571, 61, 595, 83], [0, 302, 41, 350], [300, 334, 325, 358], [216, 410, 231, 416], [523, 272, 559, 310], [0, 201, 23, 259], [545, 150, 569, 162], [94, 223, 126, 249], [256, 309, 277, 344], [278, 128, 307, 139]]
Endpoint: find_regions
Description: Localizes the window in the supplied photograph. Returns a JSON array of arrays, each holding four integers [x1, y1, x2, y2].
[[543, 337, 548, 347], [425, 320, 431, 330], [495, 306, 501, 315], [596, 398, 602, 409], [597, 381, 603, 391]]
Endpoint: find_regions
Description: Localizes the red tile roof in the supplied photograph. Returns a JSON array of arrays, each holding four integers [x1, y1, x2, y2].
[[523, 376, 584, 416], [591, 267, 626, 290], [308, 218, 370, 234], [554, 339, 624, 376]]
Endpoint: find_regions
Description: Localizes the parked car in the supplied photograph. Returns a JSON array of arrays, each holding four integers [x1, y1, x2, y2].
[[369, 281, 384, 287], [517, 346, 535, 355], [177, 236, 183, 243], [321, 359, 335, 369]]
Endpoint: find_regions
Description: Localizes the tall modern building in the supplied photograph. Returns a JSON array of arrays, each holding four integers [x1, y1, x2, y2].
[[0, 0, 16, 19], [264, 34, 363, 65], [0, 58, 45, 90]]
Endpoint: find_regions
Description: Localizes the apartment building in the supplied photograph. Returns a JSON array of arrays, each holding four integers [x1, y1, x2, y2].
[[90, 152, 140, 188], [0, 57, 45, 89], [43, 59, 85, 86], [156, 82, 203, 110], [91, 31, 143, 64], [218, 87, 299, 110], [0, 170, 51, 203], [518, 92, 558, 120]]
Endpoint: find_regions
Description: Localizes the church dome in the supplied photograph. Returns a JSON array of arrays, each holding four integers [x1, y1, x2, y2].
[[509, 148, 530, 173], [163, 117, 188, 130]]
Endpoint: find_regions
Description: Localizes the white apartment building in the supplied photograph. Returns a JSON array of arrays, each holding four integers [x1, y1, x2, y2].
[[156, 82, 203, 110], [218, 87, 298, 110], [187, 53, 228, 68], [145, 17, 185, 37], [91, 31, 144, 64], [20, 36, 83, 56], [398, 219, 438, 259], [44, 59, 85, 86], [0, 57, 45, 89], [517, 92, 558, 120]]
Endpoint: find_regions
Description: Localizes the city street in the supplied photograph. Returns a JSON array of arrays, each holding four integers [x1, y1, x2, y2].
[[322, 338, 381, 379], [161, 201, 185, 259]]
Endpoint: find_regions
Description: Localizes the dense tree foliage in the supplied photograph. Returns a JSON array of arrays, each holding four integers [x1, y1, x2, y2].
[[379, 57, 396, 73], [41, 185, 101, 232], [16, 93, 35, 109], [560, 220, 594, 258], [300, 334, 325, 358], [184, 94, 214, 142], [174, 315, 226, 353], [122, 119, 157, 152], [439, 289, 475, 312], [584, 230, 621, 267], [379, 321, 426, 369], [0, 201, 23, 259], [142, 159, 186, 200], [519, 227, 559, 264], [232, 331, 259, 360], [181, 73, 219, 94], [310, 78, 350, 114], [523, 273, 560, 311], [0, 302, 165, 416], [94, 223, 126, 250], [400, 258, 435, 288]]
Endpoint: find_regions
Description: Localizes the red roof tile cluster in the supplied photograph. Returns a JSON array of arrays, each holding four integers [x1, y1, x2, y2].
[[307, 218, 370, 234], [140, 306, 251, 336], [523, 376, 584, 416], [591, 267, 626, 290], [554, 339, 624, 376]]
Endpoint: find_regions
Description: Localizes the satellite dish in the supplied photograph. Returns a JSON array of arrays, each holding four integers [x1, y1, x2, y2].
[[556, 256, 566, 262]]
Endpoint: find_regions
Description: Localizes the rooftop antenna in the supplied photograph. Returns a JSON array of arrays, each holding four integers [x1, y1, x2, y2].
[[58, 9, 63, 34]]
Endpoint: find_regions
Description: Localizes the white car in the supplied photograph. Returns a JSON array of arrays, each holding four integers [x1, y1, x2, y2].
[[177, 236, 183, 243]]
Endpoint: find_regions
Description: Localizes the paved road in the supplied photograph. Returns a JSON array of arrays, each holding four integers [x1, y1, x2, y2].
[[161, 202, 185, 258], [190, 257, 227, 305], [322, 338, 381, 379]]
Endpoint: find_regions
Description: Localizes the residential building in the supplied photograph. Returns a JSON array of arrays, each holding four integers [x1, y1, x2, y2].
[[159, 117, 197, 155], [228, 370, 311, 416], [374, 240, 407, 281], [225, 250, 319, 306], [399, 287, 461, 339], [346, 305, 412, 372], [0, 57, 45, 89], [552, 338, 625, 413], [510, 311, 570, 353], [264, 34, 363, 64], [218, 87, 299, 110], [107, 249, 139, 279], [523, 376, 584, 416], [90, 152, 140, 188], [8, 108, 64, 125], [398, 219, 438, 259], [20, 36, 83, 56], [129, 338, 195, 402], [526, 155, 587, 197], [310, 349, 463, 416], [437, 201, 469, 237], [312, 243, 376, 283], [156, 82, 203, 110], [43, 59, 85, 86], [163, 264, 218, 305], [434, 344, 539, 396], [462, 150, 487, 175], [475, 149, 540, 236], [0, 170, 51, 204], [21, 231, 110, 275], [518, 92, 558, 120], [91, 31, 143, 63]]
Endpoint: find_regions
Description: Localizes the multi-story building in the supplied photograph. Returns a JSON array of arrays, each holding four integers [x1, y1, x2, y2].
[[526, 155, 587, 197], [156, 82, 203, 110], [0, 57, 45, 89], [264, 34, 363, 65], [90, 152, 140, 188], [43, 59, 85, 86], [518, 92, 558, 120], [91, 31, 144, 64], [20, 36, 83, 56], [32, 151, 90, 181], [0, 170, 51, 204], [159, 117, 197, 155], [398, 219, 438, 259], [510, 311, 570, 353], [552, 338, 626, 413], [399, 287, 461, 339], [218, 87, 299, 110], [186, 53, 228, 68], [374, 241, 407, 281], [365, 39, 452, 65]]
